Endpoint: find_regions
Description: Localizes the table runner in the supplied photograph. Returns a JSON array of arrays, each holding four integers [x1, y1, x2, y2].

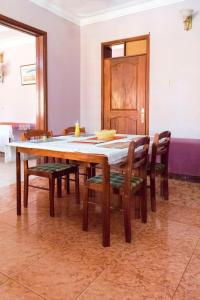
[[98, 141, 130, 149], [69, 135, 127, 145]]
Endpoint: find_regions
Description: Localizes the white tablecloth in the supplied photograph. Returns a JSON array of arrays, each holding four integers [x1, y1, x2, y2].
[[6, 134, 143, 165]]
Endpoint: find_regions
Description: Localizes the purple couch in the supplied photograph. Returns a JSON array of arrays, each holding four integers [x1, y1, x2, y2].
[[169, 138, 200, 177]]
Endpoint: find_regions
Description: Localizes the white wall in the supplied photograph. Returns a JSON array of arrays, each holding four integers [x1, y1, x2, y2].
[[81, 0, 200, 138], [0, 41, 36, 123]]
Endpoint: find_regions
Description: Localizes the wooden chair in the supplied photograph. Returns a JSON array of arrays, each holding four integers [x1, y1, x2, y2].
[[82, 136, 150, 243], [22, 129, 80, 217], [148, 131, 171, 212], [63, 126, 86, 135]]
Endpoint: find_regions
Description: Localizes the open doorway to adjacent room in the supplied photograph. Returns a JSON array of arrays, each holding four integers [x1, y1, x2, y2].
[[0, 15, 47, 186]]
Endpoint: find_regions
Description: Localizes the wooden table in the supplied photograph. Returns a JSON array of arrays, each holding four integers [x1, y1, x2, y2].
[[13, 135, 139, 247], [15, 145, 111, 246]]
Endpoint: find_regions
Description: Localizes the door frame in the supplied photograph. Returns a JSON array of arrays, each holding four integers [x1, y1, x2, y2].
[[101, 34, 150, 134], [0, 14, 48, 131]]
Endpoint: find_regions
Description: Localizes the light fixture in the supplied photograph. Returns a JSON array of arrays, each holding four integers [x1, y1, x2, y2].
[[0, 52, 4, 83], [180, 9, 193, 31]]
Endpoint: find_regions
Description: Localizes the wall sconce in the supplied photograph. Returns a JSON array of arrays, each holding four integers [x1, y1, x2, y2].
[[180, 9, 193, 31], [0, 53, 4, 83]]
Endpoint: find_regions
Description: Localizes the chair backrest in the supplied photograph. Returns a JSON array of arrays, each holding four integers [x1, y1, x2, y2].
[[124, 136, 150, 191], [21, 129, 54, 167], [63, 126, 86, 135], [21, 129, 53, 141], [151, 131, 171, 170]]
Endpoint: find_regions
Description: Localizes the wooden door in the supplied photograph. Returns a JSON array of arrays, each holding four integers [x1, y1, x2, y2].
[[103, 55, 147, 134]]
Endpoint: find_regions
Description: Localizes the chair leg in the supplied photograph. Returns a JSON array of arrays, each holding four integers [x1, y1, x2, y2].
[[66, 174, 70, 194], [90, 163, 96, 177], [49, 176, 55, 217], [134, 195, 141, 219], [75, 170, 80, 204], [82, 186, 89, 231], [160, 176, 164, 197], [88, 165, 96, 198], [141, 182, 147, 223], [150, 175, 156, 212], [117, 191, 123, 209], [163, 172, 169, 200], [24, 173, 29, 208], [44, 156, 48, 163], [86, 166, 91, 179], [118, 194, 123, 209], [57, 177, 62, 198], [123, 193, 131, 243]]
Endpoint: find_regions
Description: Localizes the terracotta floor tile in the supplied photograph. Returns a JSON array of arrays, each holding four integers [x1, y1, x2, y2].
[[25, 202, 147, 267], [173, 239, 200, 300], [99, 252, 186, 298], [158, 203, 200, 228], [0, 221, 18, 241], [0, 173, 200, 300], [0, 230, 56, 277], [0, 184, 45, 215], [0, 185, 19, 213], [78, 277, 171, 300], [133, 220, 200, 260], [169, 180, 200, 210], [194, 239, 200, 256], [13, 251, 104, 300], [0, 207, 39, 230], [0, 279, 44, 300], [0, 272, 9, 286]]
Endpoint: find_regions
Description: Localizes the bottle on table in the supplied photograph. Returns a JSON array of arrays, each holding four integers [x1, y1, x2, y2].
[[75, 120, 80, 137]]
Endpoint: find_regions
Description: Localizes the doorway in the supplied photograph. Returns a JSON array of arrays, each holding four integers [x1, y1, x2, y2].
[[0, 14, 48, 131], [102, 34, 149, 134]]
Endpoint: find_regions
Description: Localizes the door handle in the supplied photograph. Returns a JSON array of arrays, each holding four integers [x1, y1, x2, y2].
[[140, 108, 145, 124]]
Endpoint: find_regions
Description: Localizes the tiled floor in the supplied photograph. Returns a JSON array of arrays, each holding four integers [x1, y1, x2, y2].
[[0, 154, 18, 187], [0, 174, 200, 299], [0, 154, 35, 187]]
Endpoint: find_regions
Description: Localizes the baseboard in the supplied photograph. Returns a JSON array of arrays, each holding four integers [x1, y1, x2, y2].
[[169, 173, 200, 183]]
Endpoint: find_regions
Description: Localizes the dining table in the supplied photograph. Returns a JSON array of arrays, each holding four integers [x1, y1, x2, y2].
[[8, 133, 144, 247]]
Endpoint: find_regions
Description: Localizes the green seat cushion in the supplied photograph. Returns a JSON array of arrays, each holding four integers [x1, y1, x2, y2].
[[88, 172, 143, 189], [30, 163, 76, 173], [147, 162, 165, 173], [155, 163, 165, 172]]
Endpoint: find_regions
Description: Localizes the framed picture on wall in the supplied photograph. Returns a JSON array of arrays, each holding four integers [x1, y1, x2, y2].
[[20, 64, 36, 85]]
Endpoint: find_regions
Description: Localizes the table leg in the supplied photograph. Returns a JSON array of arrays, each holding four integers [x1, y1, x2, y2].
[[102, 162, 110, 247], [16, 150, 21, 215]]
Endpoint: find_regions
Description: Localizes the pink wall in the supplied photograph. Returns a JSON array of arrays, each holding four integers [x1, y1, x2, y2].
[[0, 0, 80, 134], [0, 42, 36, 123], [81, 0, 200, 139]]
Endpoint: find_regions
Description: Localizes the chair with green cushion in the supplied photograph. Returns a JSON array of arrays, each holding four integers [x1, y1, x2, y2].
[[82, 136, 150, 243], [22, 129, 80, 217], [148, 131, 171, 212]]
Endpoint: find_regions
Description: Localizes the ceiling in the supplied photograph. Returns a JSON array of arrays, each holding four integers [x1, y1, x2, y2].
[[0, 25, 35, 50], [29, 0, 184, 26]]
